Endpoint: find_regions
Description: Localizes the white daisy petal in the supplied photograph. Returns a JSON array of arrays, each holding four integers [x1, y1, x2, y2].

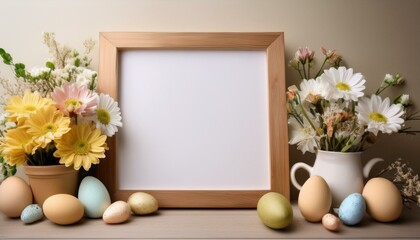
[[355, 95, 405, 136], [321, 66, 366, 101], [90, 93, 123, 137], [288, 118, 318, 154]]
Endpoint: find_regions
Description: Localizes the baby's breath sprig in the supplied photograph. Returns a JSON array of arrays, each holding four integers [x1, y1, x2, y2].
[[377, 158, 420, 207]]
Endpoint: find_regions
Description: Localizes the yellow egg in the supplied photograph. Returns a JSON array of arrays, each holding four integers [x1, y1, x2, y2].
[[362, 177, 402, 222], [127, 192, 159, 215], [298, 175, 332, 222], [257, 192, 293, 229], [43, 194, 84, 225], [0, 176, 33, 218]]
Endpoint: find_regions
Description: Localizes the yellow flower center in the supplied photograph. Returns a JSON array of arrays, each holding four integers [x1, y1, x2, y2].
[[65, 98, 83, 112], [96, 108, 111, 125], [336, 82, 351, 91], [23, 105, 37, 111], [74, 140, 90, 154], [369, 112, 387, 123], [42, 123, 57, 134]]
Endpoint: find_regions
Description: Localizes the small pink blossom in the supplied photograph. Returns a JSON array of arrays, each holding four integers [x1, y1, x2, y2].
[[296, 47, 314, 64], [321, 47, 337, 59], [287, 85, 298, 100], [51, 82, 97, 116]]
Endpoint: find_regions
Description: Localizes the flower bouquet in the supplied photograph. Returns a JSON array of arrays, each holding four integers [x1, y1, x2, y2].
[[288, 47, 420, 210], [0, 33, 122, 176], [287, 47, 417, 154]]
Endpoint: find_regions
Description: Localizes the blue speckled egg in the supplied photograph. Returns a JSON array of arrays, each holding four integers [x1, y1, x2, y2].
[[20, 204, 44, 224], [78, 176, 111, 218], [338, 193, 366, 225]]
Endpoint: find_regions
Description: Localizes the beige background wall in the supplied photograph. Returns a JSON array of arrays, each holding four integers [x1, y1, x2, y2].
[[1, 0, 419, 199]]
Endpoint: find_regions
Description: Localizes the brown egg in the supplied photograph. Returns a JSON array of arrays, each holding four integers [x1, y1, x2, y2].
[[0, 176, 33, 218], [298, 175, 332, 222], [362, 177, 403, 222], [43, 194, 84, 225]]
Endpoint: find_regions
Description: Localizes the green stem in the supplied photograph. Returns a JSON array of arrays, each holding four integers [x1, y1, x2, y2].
[[299, 104, 318, 134], [315, 58, 328, 78], [375, 84, 390, 95], [297, 68, 304, 79], [302, 63, 307, 79], [307, 62, 311, 79]]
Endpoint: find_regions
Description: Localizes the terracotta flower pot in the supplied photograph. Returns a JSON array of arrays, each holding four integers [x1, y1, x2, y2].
[[23, 165, 79, 205]]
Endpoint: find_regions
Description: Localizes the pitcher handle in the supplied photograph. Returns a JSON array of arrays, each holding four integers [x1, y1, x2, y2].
[[363, 157, 384, 178], [290, 162, 313, 190]]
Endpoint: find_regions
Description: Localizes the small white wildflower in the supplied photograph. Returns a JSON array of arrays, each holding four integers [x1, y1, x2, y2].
[[29, 67, 50, 77], [75, 68, 97, 87], [384, 74, 394, 84], [383, 73, 404, 86], [395, 94, 410, 108]]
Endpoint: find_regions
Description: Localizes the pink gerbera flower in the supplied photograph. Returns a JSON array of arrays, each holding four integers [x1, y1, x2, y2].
[[51, 83, 97, 116]]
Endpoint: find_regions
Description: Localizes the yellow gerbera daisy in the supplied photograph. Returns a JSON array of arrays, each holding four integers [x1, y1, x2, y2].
[[24, 106, 71, 150], [53, 123, 108, 171], [0, 127, 34, 166], [5, 91, 55, 126]]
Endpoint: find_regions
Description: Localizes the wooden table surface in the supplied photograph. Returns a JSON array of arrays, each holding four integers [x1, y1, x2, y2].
[[0, 204, 419, 239]]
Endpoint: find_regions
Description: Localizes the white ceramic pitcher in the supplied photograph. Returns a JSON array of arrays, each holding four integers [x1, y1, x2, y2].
[[290, 150, 383, 207]]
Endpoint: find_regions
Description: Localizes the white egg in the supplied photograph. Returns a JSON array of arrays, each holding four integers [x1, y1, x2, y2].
[[103, 201, 131, 224]]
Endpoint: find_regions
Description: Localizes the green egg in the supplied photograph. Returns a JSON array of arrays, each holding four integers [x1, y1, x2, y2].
[[257, 192, 293, 229]]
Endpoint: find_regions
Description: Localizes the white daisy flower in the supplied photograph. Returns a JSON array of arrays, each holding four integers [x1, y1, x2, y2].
[[288, 118, 318, 154], [356, 94, 404, 136], [92, 93, 123, 137], [321, 67, 366, 101], [299, 77, 329, 103]]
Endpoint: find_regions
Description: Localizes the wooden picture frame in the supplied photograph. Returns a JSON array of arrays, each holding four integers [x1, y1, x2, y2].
[[96, 32, 289, 208]]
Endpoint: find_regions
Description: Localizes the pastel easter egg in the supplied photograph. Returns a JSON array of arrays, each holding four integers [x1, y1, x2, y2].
[[128, 192, 159, 215], [0, 176, 33, 218], [338, 193, 366, 225], [43, 194, 84, 225], [103, 201, 131, 224], [21, 204, 44, 224], [78, 176, 111, 218], [322, 213, 340, 231], [257, 192, 293, 229], [362, 177, 403, 222], [298, 175, 332, 222]]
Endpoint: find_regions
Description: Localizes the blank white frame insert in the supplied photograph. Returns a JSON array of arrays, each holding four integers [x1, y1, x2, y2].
[[118, 50, 270, 190]]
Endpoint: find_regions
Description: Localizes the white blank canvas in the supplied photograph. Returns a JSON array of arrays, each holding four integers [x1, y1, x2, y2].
[[118, 50, 270, 190]]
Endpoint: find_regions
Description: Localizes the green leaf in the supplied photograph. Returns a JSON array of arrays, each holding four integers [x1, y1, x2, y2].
[[15, 68, 26, 78], [1, 53, 12, 65], [74, 58, 81, 67], [46, 61, 55, 70], [0, 48, 5, 55], [14, 63, 25, 69]]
